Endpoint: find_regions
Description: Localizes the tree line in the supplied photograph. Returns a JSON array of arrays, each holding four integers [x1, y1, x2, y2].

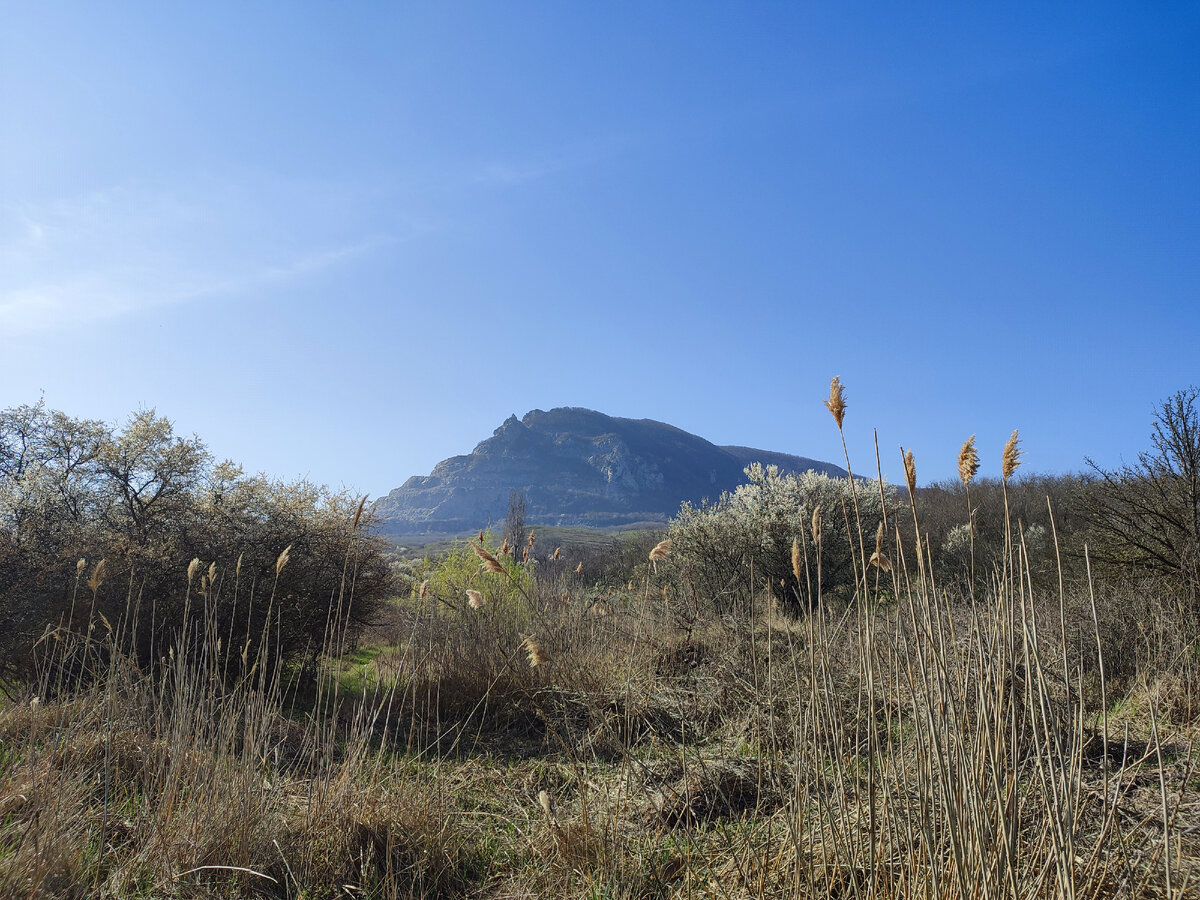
[[0, 402, 392, 690]]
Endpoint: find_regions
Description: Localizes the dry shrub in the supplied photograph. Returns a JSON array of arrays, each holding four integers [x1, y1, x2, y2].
[[643, 756, 786, 826], [0, 625, 482, 899]]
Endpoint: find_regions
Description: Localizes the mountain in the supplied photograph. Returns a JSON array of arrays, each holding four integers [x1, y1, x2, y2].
[[372, 408, 846, 536]]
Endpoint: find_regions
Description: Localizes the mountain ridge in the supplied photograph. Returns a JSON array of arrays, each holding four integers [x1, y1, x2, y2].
[[372, 407, 845, 536]]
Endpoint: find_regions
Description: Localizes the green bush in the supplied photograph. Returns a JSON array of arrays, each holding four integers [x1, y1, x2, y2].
[[412, 531, 533, 612]]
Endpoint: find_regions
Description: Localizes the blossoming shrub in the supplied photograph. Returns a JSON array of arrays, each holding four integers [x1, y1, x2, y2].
[[0, 402, 394, 683], [667, 464, 896, 615]]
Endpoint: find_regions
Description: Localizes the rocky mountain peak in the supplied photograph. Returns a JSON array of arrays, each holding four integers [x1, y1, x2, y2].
[[373, 408, 844, 537]]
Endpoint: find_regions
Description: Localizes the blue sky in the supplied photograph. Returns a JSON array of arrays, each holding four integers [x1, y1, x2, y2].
[[3, 3, 1198, 498]]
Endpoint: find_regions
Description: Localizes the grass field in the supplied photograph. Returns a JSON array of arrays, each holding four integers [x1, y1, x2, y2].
[[4, 527, 1200, 898], [4, 386, 1200, 897]]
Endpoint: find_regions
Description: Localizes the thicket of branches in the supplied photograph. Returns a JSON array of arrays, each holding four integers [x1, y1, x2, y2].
[[1082, 386, 1200, 598], [0, 401, 393, 688]]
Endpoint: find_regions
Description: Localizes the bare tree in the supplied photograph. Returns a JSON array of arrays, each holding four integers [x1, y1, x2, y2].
[[1084, 386, 1200, 598], [504, 488, 526, 550]]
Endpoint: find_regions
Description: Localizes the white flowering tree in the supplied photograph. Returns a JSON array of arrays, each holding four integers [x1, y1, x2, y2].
[[667, 464, 896, 615]]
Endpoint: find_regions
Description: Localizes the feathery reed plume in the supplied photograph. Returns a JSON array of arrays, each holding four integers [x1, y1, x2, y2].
[[473, 543, 506, 574], [352, 494, 368, 530], [538, 789, 555, 820], [902, 448, 917, 497], [552, 546, 561, 561], [824, 376, 847, 429], [649, 538, 671, 573], [499, 537, 511, 556], [275, 544, 292, 578], [575, 562, 583, 575], [86, 559, 107, 594], [869, 521, 892, 571], [75, 558, 86, 577], [791, 537, 803, 583], [418, 579, 429, 600], [466, 589, 485, 609], [959, 434, 981, 593], [811, 505, 823, 545], [207, 561, 217, 587], [522, 546, 530, 563], [958, 435, 980, 486], [187, 557, 201, 587], [235, 552, 243, 579], [478, 529, 485, 543], [521, 636, 549, 668], [528, 530, 535, 547], [1002, 429, 1022, 481]]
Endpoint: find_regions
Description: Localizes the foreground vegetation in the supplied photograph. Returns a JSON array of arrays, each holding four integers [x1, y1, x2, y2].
[[3, 385, 1200, 898]]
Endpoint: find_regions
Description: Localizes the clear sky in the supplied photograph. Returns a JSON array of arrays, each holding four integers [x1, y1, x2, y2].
[[3, 3, 1198, 498]]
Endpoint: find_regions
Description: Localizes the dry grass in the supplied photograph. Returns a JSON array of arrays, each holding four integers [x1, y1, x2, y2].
[[4, 555, 1200, 898], [4, 389, 1200, 898]]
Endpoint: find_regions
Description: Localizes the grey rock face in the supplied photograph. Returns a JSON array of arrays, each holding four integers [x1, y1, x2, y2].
[[372, 408, 845, 535]]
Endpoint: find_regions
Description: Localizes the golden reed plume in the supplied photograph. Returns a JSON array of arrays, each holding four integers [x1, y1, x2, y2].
[[521, 636, 550, 668], [538, 789, 555, 820], [1002, 430, 1022, 481], [958, 435, 980, 486], [824, 376, 847, 429], [473, 543, 506, 574], [870, 521, 892, 571], [275, 544, 292, 578], [88, 559, 107, 594]]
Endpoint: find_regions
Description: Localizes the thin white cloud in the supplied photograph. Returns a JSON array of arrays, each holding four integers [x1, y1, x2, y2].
[[172, 234, 398, 301], [0, 136, 630, 336], [0, 179, 404, 336], [0, 237, 397, 336], [470, 134, 638, 188]]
